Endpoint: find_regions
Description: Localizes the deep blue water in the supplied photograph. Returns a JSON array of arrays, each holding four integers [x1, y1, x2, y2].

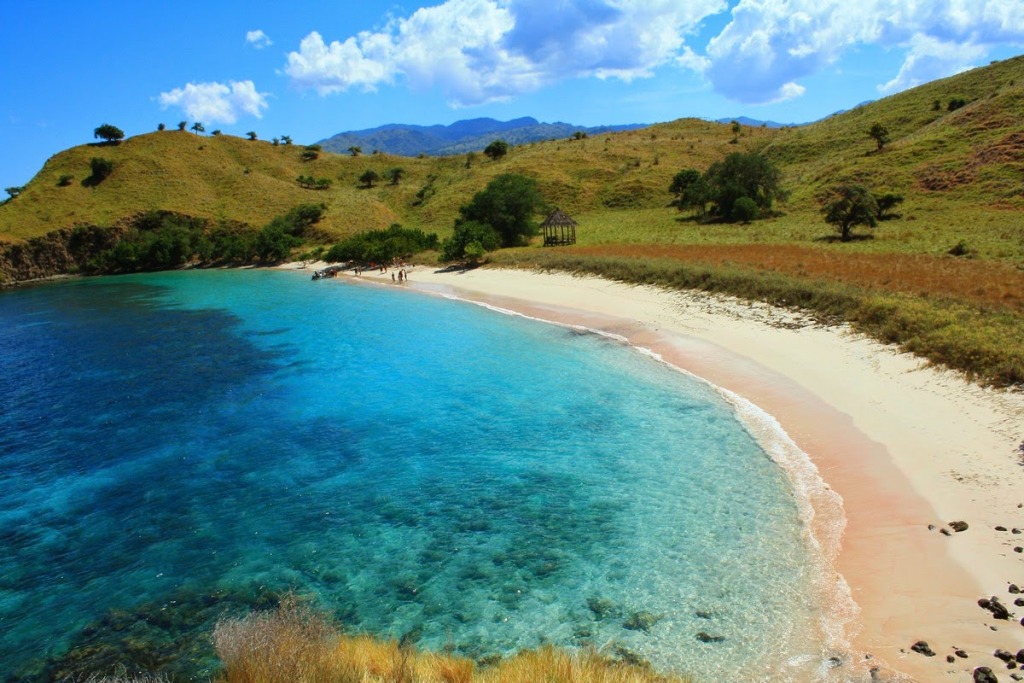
[[0, 270, 834, 681]]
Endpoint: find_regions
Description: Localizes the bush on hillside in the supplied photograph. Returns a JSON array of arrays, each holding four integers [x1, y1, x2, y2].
[[88, 157, 114, 184]]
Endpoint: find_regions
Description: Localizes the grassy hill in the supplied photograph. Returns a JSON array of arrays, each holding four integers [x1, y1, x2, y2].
[[2, 55, 1024, 383]]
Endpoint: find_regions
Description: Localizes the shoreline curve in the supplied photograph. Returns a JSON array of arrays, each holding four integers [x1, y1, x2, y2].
[[294, 262, 1024, 683]]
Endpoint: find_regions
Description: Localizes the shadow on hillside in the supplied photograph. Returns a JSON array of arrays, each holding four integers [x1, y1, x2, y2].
[[813, 233, 876, 243]]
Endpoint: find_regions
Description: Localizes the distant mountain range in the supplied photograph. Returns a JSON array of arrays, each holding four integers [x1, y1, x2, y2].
[[316, 117, 647, 156]]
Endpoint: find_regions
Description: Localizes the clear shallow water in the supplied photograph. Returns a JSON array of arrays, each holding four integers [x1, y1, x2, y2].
[[0, 270, 834, 681]]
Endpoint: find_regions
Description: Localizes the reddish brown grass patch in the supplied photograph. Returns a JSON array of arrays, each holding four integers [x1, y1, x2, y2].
[[570, 244, 1024, 312]]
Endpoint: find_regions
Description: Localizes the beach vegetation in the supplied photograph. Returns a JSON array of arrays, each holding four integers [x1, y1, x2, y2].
[[325, 223, 438, 263], [457, 173, 544, 248], [94, 124, 125, 144], [441, 220, 502, 261], [212, 597, 692, 683]]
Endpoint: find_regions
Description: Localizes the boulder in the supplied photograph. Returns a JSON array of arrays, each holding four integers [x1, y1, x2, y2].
[[974, 666, 998, 683], [950, 520, 969, 532], [979, 596, 1011, 620], [911, 641, 936, 657], [695, 632, 726, 643]]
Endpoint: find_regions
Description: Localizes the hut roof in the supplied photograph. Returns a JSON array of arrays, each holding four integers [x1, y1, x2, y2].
[[541, 209, 577, 227]]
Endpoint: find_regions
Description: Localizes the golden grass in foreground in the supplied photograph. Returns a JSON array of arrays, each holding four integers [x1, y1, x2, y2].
[[213, 598, 691, 683]]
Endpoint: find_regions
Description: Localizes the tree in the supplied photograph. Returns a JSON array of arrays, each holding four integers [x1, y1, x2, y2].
[[94, 124, 125, 144], [819, 184, 879, 242], [458, 173, 543, 247], [868, 123, 890, 151], [301, 144, 320, 161], [191, 122, 205, 135], [272, 138, 280, 146], [702, 152, 784, 221], [177, 121, 188, 131], [246, 131, 258, 141], [347, 146, 362, 157], [158, 123, 166, 131], [483, 139, 509, 161], [211, 129, 222, 136], [441, 220, 502, 262], [874, 192, 905, 221], [359, 169, 381, 188], [57, 174, 73, 187], [89, 157, 114, 183], [281, 135, 293, 145], [669, 168, 709, 215], [385, 167, 405, 185], [5, 186, 24, 200]]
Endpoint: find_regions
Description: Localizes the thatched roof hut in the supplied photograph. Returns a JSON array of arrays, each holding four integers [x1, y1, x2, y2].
[[541, 209, 577, 246]]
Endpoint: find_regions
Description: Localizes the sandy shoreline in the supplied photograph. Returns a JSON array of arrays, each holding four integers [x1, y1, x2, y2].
[[293, 261, 1024, 682]]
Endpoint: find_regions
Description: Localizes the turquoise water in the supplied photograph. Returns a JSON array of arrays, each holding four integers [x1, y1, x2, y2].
[[0, 269, 839, 681]]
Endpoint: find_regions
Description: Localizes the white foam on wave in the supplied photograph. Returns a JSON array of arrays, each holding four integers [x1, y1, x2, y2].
[[434, 291, 865, 682]]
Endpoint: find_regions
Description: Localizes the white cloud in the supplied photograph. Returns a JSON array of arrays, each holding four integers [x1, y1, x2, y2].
[[284, 0, 726, 106], [246, 30, 272, 49], [158, 81, 269, 124], [704, 0, 1024, 104], [279, 0, 1024, 109]]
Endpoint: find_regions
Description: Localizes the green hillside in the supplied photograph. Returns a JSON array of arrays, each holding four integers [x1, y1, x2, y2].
[[2, 55, 1024, 384]]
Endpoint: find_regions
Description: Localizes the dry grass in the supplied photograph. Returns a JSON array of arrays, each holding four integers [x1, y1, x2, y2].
[[212, 598, 691, 683], [568, 243, 1024, 313]]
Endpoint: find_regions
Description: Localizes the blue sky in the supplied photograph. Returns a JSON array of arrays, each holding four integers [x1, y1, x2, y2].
[[3, 1, 1023, 191]]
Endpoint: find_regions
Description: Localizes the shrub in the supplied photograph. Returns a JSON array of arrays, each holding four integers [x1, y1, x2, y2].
[[89, 157, 114, 183], [483, 139, 509, 161], [325, 224, 438, 263], [732, 196, 758, 222]]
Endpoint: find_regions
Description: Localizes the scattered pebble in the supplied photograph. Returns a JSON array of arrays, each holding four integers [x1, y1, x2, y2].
[[997, 526, 1008, 532], [950, 520, 970, 532], [911, 641, 936, 657]]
